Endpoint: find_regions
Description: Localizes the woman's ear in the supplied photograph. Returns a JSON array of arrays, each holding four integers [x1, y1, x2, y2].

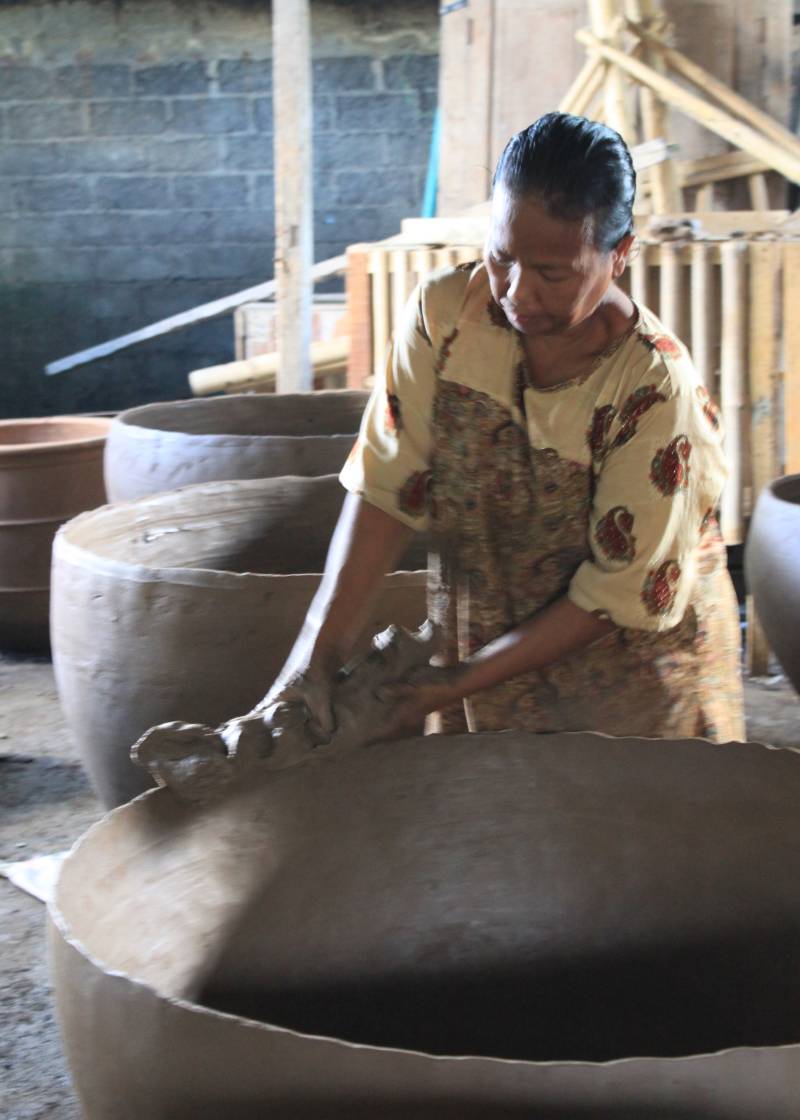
[[611, 233, 636, 279]]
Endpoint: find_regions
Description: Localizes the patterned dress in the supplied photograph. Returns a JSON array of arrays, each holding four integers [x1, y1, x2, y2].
[[340, 262, 745, 742]]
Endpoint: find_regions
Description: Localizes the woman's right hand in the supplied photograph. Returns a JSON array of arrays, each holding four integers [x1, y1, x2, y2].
[[265, 662, 337, 744]]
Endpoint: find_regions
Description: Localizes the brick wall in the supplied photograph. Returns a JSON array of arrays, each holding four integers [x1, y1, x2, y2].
[[0, 0, 439, 418]]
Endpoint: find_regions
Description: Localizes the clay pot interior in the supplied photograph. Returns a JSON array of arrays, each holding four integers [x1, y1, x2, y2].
[[0, 417, 110, 448], [116, 391, 369, 439], [54, 734, 800, 1072], [71, 475, 427, 575]]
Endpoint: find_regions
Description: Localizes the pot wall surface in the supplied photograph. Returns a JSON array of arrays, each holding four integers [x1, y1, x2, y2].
[[0, 416, 109, 651], [49, 732, 800, 1119], [105, 390, 369, 501], [51, 475, 427, 807], [745, 474, 800, 693]]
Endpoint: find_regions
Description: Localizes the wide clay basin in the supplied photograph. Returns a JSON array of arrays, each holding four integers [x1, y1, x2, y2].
[[746, 474, 800, 693], [51, 475, 426, 808], [104, 390, 368, 501], [49, 731, 800, 1119], [0, 415, 109, 651]]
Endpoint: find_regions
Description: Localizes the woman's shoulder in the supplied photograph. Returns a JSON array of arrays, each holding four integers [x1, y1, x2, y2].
[[419, 260, 494, 335], [604, 302, 702, 405]]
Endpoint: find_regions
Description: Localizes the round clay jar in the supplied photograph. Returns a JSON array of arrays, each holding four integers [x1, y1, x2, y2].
[[51, 474, 427, 807], [50, 731, 800, 1119], [745, 473, 800, 693], [0, 415, 110, 651], [104, 390, 369, 501]]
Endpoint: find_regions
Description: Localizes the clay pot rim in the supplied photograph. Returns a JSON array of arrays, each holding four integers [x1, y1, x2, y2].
[[770, 473, 800, 506], [50, 735, 800, 1073], [114, 391, 368, 440], [54, 478, 426, 586], [0, 416, 111, 457]]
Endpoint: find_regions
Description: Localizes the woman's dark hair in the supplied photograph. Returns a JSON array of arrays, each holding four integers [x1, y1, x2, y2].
[[492, 112, 636, 252]]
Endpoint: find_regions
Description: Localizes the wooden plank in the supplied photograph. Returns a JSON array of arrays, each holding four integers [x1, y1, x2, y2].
[[273, 0, 313, 393], [718, 240, 747, 545], [575, 29, 800, 184], [745, 240, 781, 674], [678, 150, 769, 189], [345, 246, 372, 390], [438, 0, 494, 215], [45, 256, 347, 376], [783, 242, 800, 474]]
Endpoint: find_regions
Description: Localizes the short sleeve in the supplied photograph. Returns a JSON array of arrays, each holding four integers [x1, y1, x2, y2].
[[340, 282, 437, 531], [568, 363, 727, 631]]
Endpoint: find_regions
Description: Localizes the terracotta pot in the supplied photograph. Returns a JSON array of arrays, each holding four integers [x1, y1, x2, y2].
[[745, 474, 800, 693], [49, 731, 800, 1119], [51, 475, 427, 808], [0, 416, 109, 651], [104, 390, 369, 502]]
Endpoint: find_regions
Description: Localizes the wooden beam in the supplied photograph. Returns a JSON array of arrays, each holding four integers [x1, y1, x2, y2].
[[678, 150, 770, 189], [576, 29, 800, 185], [44, 257, 346, 377], [588, 1, 634, 143], [189, 337, 349, 396], [627, 19, 800, 163], [273, 0, 313, 393]]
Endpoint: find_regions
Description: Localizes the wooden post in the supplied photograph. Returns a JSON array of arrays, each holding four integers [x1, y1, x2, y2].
[[370, 248, 391, 383], [273, 0, 313, 393], [746, 241, 781, 675], [784, 242, 800, 474], [658, 243, 682, 337], [630, 241, 649, 308], [345, 246, 372, 390], [719, 241, 747, 546], [588, 0, 634, 143], [690, 242, 714, 388]]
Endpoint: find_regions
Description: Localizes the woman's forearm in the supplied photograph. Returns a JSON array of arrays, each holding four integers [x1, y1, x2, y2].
[[456, 595, 615, 699], [309, 494, 416, 667]]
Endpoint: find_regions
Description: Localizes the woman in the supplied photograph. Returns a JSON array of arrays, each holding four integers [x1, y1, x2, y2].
[[268, 112, 745, 744]]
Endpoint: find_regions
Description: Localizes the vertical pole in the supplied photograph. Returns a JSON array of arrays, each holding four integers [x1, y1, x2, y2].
[[690, 242, 714, 388], [719, 241, 747, 546], [273, 0, 313, 393], [589, 0, 633, 143]]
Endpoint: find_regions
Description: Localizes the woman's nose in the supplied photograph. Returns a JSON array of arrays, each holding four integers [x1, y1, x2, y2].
[[507, 268, 540, 311]]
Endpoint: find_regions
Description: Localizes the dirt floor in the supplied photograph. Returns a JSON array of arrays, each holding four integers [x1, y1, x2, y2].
[[2, 651, 800, 1119]]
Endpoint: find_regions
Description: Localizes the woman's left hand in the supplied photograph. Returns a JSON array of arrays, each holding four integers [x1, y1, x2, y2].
[[370, 664, 467, 743]]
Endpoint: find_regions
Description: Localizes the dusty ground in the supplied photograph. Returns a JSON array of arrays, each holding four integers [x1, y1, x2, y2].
[[1, 650, 799, 1119]]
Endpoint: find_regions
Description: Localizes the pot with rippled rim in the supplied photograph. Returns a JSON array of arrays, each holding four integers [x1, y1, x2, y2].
[[104, 390, 369, 502], [49, 730, 800, 1119], [0, 415, 110, 651], [50, 474, 427, 808], [745, 474, 800, 693]]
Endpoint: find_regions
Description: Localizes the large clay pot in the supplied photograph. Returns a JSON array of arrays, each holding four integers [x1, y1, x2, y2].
[[745, 474, 800, 693], [51, 475, 427, 808], [104, 390, 369, 502], [49, 731, 800, 1119], [0, 415, 109, 651]]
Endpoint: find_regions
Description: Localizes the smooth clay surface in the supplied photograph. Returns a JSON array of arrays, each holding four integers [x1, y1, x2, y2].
[[104, 390, 369, 501], [0, 415, 109, 651], [51, 474, 427, 808], [50, 729, 800, 1119], [746, 474, 800, 694]]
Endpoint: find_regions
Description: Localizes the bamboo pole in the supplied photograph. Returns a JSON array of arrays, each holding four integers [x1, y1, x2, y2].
[[783, 242, 800, 474], [273, 0, 313, 392], [629, 242, 649, 307], [746, 241, 781, 674], [658, 242, 682, 336], [718, 241, 747, 545], [627, 21, 800, 163], [689, 242, 714, 388], [748, 173, 771, 211], [575, 29, 800, 185], [558, 53, 605, 114], [189, 337, 350, 396], [588, 1, 634, 143]]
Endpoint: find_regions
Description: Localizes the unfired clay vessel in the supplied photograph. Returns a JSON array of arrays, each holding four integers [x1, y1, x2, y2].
[[50, 474, 427, 808], [746, 474, 800, 693], [104, 390, 369, 502], [49, 672, 800, 1118], [0, 415, 109, 651]]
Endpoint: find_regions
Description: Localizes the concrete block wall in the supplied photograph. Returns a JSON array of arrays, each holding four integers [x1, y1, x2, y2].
[[0, 0, 439, 418]]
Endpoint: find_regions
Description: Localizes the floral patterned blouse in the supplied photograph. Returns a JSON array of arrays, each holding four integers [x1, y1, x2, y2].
[[341, 261, 745, 742]]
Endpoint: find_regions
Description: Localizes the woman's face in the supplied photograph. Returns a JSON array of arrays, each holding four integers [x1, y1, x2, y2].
[[484, 185, 633, 338]]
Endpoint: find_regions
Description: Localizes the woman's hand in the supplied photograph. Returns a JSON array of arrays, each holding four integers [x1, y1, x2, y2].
[[372, 664, 467, 743]]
